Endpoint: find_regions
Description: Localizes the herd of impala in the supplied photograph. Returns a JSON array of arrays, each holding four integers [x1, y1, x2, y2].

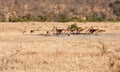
[[46, 26, 106, 36]]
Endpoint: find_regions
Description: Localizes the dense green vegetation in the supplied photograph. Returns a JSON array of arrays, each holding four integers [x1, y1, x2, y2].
[[8, 16, 120, 22]]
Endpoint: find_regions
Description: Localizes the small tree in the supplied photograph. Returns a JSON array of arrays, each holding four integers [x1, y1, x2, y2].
[[68, 23, 79, 29]]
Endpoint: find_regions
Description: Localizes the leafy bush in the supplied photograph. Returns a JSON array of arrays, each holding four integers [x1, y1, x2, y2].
[[57, 14, 70, 22], [108, 18, 120, 22], [9, 17, 30, 22], [68, 23, 79, 29], [70, 17, 80, 22], [38, 15, 47, 22], [86, 17, 105, 22], [107, 19, 116, 22]]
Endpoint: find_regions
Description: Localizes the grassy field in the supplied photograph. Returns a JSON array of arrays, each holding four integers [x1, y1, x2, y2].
[[0, 22, 120, 72]]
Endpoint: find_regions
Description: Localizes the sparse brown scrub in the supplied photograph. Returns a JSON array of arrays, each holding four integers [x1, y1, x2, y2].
[[108, 58, 120, 72], [98, 41, 120, 72], [98, 41, 108, 56], [0, 0, 118, 22], [0, 57, 9, 71]]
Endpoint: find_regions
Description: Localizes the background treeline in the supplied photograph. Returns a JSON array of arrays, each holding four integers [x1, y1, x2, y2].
[[0, 0, 119, 22]]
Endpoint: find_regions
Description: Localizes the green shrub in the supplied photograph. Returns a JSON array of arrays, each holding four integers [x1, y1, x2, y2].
[[107, 19, 116, 22], [116, 18, 120, 21], [57, 14, 70, 22], [9, 17, 30, 22], [38, 15, 47, 22], [70, 17, 80, 22], [86, 17, 105, 22], [68, 23, 79, 29]]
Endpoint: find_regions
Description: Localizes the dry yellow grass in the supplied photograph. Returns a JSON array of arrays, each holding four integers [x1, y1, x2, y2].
[[0, 22, 120, 72]]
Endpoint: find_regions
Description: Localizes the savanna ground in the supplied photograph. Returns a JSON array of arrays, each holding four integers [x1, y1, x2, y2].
[[0, 22, 120, 72]]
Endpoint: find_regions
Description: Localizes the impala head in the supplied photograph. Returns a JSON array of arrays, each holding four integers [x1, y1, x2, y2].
[[99, 29, 106, 32]]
